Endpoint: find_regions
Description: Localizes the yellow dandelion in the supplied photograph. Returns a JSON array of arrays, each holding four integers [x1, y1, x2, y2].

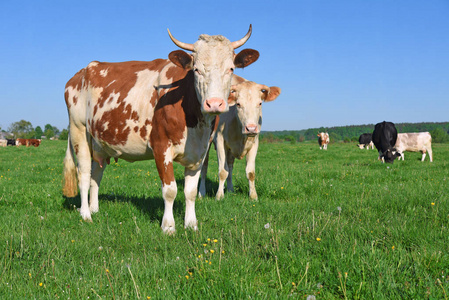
[[39, 282, 43, 287], [292, 282, 296, 286], [71, 239, 75, 243], [210, 250, 215, 254], [392, 246, 395, 250], [106, 269, 110, 273], [221, 250, 225, 254], [213, 239, 218, 243], [281, 187, 284, 189], [207, 238, 211, 242], [316, 237, 321, 241], [147, 297, 151, 300], [189, 272, 193, 276], [202, 243, 207, 247], [185, 275, 189, 280], [209, 261, 212, 265], [198, 255, 202, 258], [29, 273, 31, 278], [431, 202, 435, 206]]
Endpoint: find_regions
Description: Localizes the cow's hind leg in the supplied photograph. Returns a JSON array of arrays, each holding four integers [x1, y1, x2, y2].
[[89, 160, 106, 213], [71, 127, 93, 221], [226, 152, 236, 193], [428, 147, 433, 162]]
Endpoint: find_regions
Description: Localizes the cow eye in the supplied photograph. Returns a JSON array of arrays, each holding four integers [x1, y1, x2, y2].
[[258, 102, 262, 107]]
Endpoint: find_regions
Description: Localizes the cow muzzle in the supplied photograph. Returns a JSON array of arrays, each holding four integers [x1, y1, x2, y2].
[[203, 97, 227, 114], [244, 124, 259, 135]]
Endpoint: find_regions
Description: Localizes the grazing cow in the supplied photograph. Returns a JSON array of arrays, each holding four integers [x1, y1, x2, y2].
[[395, 132, 433, 162], [28, 139, 42, 147], [7, 139, 17, 146], [317, 132, 329, 150], [16, 138, 28, 146], [0, 139, 6, 147], [63, 26, 259, 234], [358, 133, 374, 150], [198, 75, 281, 200], [372, 121, 401, 163]]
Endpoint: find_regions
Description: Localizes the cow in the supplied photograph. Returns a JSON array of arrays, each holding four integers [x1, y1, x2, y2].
[[16, 138, 28, 146], [358, 133, 374, 150], [394, 132, 433, 162], [198, 75, 281, 200], [28, 139, 42, 147], [0, 139, 6, 147], [62, 26, 259, 234], [317, 132, 329, 150], [7, 139, 17, 146], [372, 121, 401, 163]]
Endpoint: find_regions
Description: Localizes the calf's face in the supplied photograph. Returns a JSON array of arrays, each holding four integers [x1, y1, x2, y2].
[[228, 81, 281, 135], [382, 148, 401, 163]]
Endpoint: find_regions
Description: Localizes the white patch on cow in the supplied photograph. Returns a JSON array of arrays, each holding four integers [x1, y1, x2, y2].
[[99, 69, 108, 77], [106, 80, 116, 88], [87, 61, 99, 68], [161, 180, 177, 233]]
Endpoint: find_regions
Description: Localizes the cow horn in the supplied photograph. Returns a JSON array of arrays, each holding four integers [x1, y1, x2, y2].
[[167, 29, 194, 51], [230, 25, 252, 49]]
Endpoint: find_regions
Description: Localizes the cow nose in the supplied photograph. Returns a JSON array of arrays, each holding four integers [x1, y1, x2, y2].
[[245, 124, 259, 134], [204, 97, 227, 114]]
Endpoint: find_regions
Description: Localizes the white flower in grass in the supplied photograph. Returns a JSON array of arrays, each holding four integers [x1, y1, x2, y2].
[[264, 223, 270, 229], [307, 296, 316, 300], [337, 207, 342, 212]]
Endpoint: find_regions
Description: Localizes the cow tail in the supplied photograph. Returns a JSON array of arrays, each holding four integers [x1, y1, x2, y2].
[[63, 134, 78, 197]]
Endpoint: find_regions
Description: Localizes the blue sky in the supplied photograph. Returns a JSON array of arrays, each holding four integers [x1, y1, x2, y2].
[[1, 0, 448, 132]]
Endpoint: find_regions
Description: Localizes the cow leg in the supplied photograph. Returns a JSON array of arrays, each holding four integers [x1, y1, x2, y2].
[[226, 153, 235, 193], [89, 160, 106, 213], [215, 135, 228, 200], [70, 126, 92, 221], [184, 168, 200, 230], [245, 138, 258, 200], [198, 144, 211, 198], [154, 150, 177, 234], [428, 147, 433, 162], [421, 150, 426, 162]]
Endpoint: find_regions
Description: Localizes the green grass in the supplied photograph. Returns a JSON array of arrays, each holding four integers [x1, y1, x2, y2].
[[0, 140, 448, 299]]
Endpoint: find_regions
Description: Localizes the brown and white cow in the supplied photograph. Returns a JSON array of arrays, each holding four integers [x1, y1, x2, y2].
[[0, 139, 6, 147], [395, 132, 433, 162], [317, 132, 329, 150], [63, 26, 259, 234], [198, 75, 281, 200], [16, 138, 41, 147]]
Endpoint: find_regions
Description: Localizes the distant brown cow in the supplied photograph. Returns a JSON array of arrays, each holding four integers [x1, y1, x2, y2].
[[317, 132, 329, 150], [17, 139, 41, 147]]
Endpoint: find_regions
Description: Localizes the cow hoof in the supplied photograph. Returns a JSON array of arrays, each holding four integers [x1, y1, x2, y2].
[[89, 206, 99, 214], [184, 220, 198, 231], [215, 193, 224, 201], [79, 209, 92, 222], [162, 226, 176, 235], [250, 193, 258, 200]]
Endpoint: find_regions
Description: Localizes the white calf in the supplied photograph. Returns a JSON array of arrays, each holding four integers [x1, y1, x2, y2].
[[199, 79, 281, 200]]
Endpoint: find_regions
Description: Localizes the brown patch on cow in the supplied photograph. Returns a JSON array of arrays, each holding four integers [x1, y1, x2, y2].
[[140, 119, 152, 140], [134, 126, 139, 133], [219, 169, 228, 181], [65, 68, 84, 108], [248, 172, 255, 182], [151, 68, 202, 150]]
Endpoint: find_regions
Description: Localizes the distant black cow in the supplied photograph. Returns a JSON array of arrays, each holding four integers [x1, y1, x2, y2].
[[358, 133, 373, 150], [6, 139, 16, 146], [372, 121, 401, 163]]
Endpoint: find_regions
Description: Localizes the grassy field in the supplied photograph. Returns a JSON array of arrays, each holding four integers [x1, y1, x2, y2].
[[0, 140, 448, 299]]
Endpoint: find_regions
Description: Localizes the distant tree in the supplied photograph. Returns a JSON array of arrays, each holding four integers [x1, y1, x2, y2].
[[35, 126, 43, 139], [59, 129, 69, 140], [343, 137, 351, 143], [44, 124, 55, 139], [329, 132, 341, 143], [430, 128, 449, 143], [8, 120, 33, 138]]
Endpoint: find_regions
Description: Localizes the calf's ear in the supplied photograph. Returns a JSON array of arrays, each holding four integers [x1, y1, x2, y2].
[[234, 49, 259, 68], [169, 50, 193, 69]]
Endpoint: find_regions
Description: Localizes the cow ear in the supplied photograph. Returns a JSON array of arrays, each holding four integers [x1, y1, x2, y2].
[[234, 49, 259, 68], [264, 86, 281, 102], [169, 50, 193, 69], [228, 86, 237, 106]]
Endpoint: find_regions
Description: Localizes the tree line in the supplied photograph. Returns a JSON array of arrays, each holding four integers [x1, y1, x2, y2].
[[260, 122, 449, 144], [1, 120, 68, 140], [3, 120, 449, 143]]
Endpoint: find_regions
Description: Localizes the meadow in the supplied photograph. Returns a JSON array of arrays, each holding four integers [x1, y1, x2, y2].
[[0, 140, 448, 299]]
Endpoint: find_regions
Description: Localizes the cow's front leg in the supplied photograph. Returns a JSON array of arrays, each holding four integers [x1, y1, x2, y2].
[[89, 160, 106, 213], [155, 152, 177, 234], [245, 139, 259, 200], [184, 168, 201, 230]]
